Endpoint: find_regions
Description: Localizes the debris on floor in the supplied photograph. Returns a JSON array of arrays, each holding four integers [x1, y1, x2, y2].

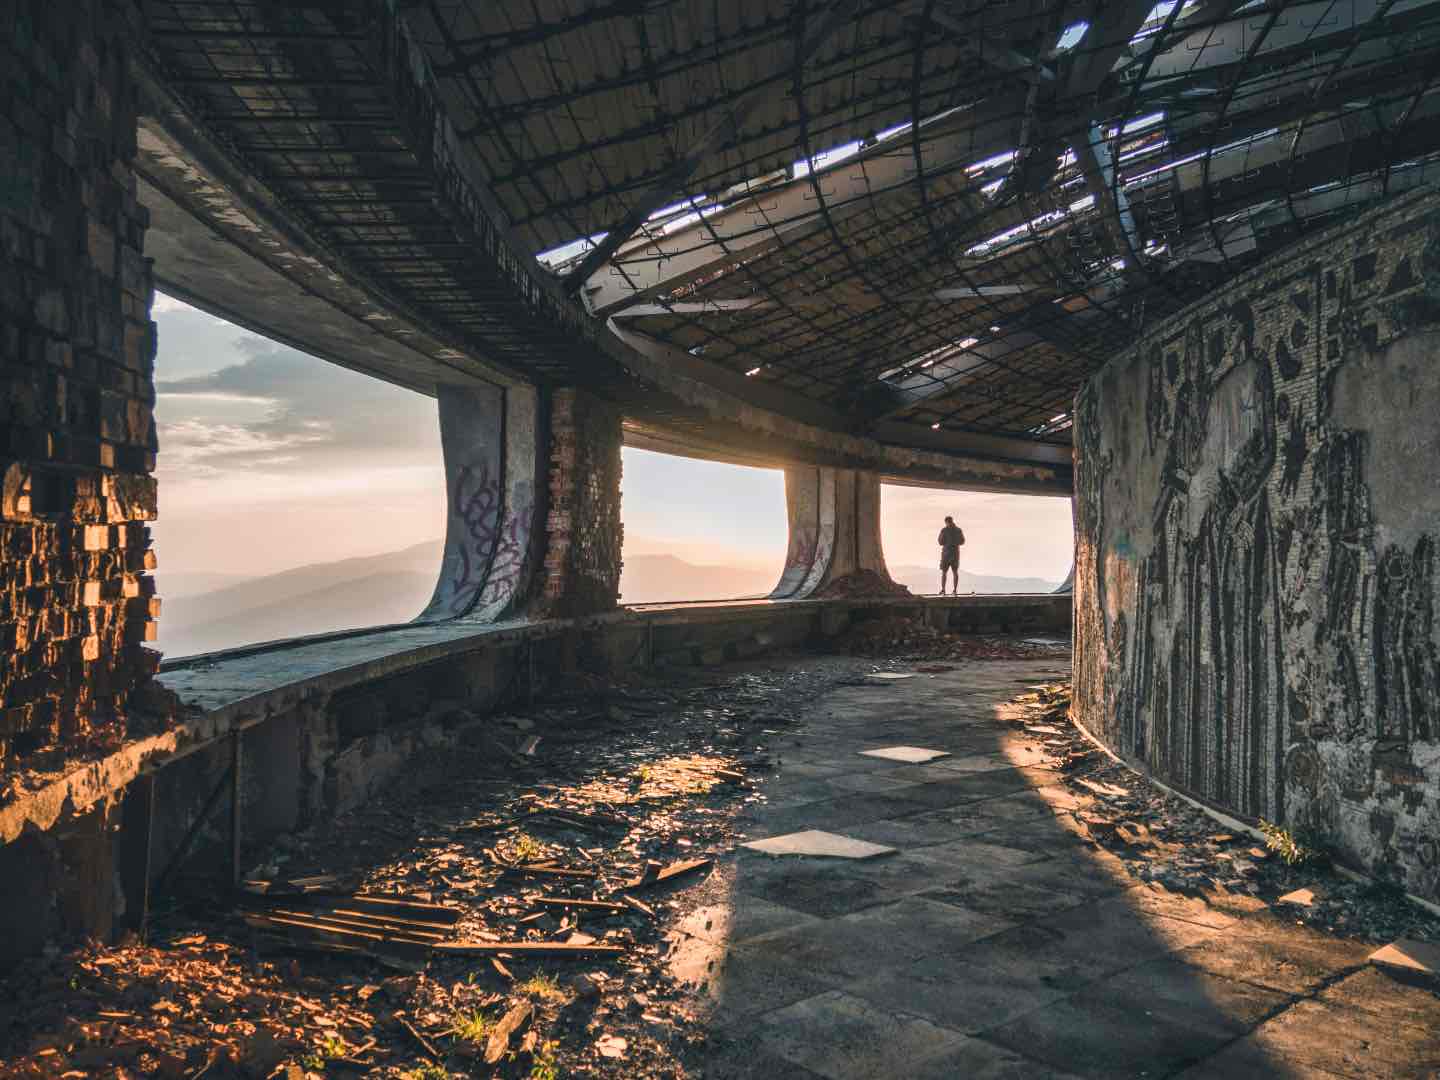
[[1003, 682, 1440, 947], [812, 569, 911, 599], [0, 655, 870, 1079], [838, 614, 1071, 661]]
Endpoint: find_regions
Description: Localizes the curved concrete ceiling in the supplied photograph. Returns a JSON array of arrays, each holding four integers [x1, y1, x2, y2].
[[130, 0, 1440, 488]]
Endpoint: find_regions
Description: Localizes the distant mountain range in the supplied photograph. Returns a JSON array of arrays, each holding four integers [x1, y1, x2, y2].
[[887, 565, 1061, 597], [154, 541, 442, 658], [153, 542, 1059, 659]]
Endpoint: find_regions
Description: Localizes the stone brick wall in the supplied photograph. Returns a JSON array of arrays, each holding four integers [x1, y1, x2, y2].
[[0, 1, 159, 770], [1073, 187, 1440, 901], [537, 388, 622, 618]]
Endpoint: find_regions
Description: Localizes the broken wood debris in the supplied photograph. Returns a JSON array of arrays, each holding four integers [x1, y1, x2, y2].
[[533, 896, 629, 914], [433, 940, 626, 958], [484, 1001, 533, 1064], [615, 857, 713, 893]]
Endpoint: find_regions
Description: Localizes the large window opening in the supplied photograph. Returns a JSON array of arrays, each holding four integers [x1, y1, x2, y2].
[[880, 485, 1073, 595], [150, 293, 446, 658], [619, 449, 786, 603]]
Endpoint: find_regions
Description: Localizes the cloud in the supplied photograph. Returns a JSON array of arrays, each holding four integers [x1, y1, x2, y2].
[[155, 335, 440, 475]]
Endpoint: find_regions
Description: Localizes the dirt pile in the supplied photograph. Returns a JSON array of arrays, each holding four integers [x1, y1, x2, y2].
[[812, 570, 910, 599]]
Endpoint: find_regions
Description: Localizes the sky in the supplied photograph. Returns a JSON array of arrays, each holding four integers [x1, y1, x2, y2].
[[150, 294, 1073, 586]]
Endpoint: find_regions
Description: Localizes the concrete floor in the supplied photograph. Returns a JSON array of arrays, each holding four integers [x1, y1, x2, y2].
[[674, 660, 1440, 1079]]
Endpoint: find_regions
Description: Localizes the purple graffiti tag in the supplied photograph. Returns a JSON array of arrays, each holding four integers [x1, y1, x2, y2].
[[447, 461, 504, 614]]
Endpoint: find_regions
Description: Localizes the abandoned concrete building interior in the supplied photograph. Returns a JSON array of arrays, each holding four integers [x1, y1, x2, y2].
[[6, 0, 1440, 1075]]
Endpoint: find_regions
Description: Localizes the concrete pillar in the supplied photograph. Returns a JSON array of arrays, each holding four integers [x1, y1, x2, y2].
[[419, 382, 542, 622], [771, 466, 900, 598], [419, 383, 623, 622], [534, 388, 623, 618], [0, 4, 159, 767]]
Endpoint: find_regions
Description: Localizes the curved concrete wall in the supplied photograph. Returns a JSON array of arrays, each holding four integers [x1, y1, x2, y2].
[[1073, 187, 1440, 900]]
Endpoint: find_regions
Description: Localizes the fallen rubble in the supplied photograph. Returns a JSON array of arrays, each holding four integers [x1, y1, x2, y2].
[[838, 614, 1071, 661], [0, 656, 868, 1079], [1006, 683, 1440, 947]]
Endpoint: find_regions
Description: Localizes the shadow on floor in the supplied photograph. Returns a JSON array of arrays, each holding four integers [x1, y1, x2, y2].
[[675, 660, 1440, 1079]]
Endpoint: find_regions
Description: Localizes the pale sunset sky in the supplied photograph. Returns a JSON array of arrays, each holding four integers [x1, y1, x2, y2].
[[150, 294, 1074, 586]]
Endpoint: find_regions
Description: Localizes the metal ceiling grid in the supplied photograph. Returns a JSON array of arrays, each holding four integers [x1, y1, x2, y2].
[[138, 0, 1440, 458]]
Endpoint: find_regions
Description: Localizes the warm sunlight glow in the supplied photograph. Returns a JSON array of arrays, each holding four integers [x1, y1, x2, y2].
[[881, 485, 1073, 593], [619, 449, 786, 603]]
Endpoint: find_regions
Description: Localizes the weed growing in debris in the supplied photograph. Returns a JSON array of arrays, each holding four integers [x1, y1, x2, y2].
[[450, 1008, 493, 1044], [1260, 819, 1329, 867], [518, 973, 567, 1002], [529, 1040, 561, 1080], [302, 1033, 348, 1068], [507, 831, 546, 863], [402, 1065, 449, 1080]]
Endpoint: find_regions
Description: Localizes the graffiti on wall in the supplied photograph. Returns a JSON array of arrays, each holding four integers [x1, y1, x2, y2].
[[1074, 190, 1440, 897], [444, 463, 533, 616]]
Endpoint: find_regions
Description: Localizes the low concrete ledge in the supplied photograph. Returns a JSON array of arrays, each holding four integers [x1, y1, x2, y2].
[[2, 594, 1070, 848]]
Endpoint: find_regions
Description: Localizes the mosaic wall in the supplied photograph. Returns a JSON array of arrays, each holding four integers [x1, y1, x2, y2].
[[1074, 187, 1440, 900]]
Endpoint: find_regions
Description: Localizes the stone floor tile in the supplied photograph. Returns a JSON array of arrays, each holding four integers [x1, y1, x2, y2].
[[906, 1035, 1087, 1080], [672, 893, 821, 947], [734, 911, 936, 985], [921, 877, 1089, 921], [1093, 955, 1293, 1034], [671, 937, 832, 1027], [860, 746, 952, 763], [736, 862, 908, 918], [847, 951, 1073, 1034], [1242, 998, 1440, 1079], [1315, 965, 1440, 1029], [754, 990, 969, 1080], [1170, 1038, 1352, 1079], [982, 993, 1237, 1077], [823, 772, 923, 796], [742, 829, 897, 859], [837, 895, 1016, 953], [1173, 921, 1373, 994]]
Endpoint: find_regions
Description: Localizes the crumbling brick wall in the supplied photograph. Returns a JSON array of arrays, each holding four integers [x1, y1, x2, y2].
[[0, 1, 159, 770], [1073, 187, 1440, 901], [537, 388, 622, 618]]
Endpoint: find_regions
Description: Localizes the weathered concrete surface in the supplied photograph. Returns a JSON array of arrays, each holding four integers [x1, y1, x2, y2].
[[612, 320, 1075, 493], [771, 467, 898, 598], [684, 662, 1440, 1079], [1073, 185, 1440, 901], [420, 382, 541, 621]]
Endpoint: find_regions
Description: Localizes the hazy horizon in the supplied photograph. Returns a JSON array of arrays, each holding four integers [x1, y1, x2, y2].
[[150, 293, 1073, 618]]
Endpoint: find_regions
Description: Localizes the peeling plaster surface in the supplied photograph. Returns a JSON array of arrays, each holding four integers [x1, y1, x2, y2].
[[1074, 188, 1440, 901]]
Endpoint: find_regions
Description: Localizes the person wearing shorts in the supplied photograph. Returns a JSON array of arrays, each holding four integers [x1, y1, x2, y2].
[[938, 515, 965, 595]]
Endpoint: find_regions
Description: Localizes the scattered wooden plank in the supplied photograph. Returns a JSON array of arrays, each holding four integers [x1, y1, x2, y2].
[[533, 897, 628, 914], [615, 858, 713, 894], [432, 940, 625, 958], [1074, 778, 1128, 799], [485, 1002, 533, 1065], [399, 1016, 440, 1061]]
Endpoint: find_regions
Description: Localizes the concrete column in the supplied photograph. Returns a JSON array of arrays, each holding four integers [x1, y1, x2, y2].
[[419, 382, 542, 622], [771, 466, 899, 598], [533, 388, 623, 618]]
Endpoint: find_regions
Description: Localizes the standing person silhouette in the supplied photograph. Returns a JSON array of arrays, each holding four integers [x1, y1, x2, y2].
[[938, 515, 965, 595]]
